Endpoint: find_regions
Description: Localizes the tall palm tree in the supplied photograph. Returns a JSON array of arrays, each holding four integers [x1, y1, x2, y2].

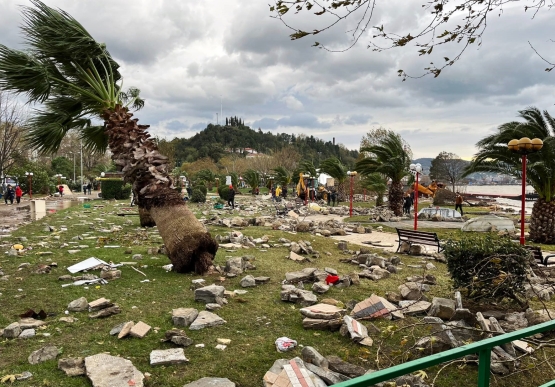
[[319, 157, 348, 202], [0, 1, 217, 273], [356, 131, 411, 215], [464, 107, 555, 244]]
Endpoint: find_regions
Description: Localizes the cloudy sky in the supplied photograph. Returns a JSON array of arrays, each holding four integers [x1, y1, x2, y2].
[[1, 0, 554, 159]]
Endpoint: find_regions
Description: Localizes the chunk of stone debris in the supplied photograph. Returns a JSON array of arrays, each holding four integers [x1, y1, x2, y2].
[[398, 300, 431, 315], [302, 318, 343, 331], [398, 282, 429, 301], [89, 305, 121, 319], [100, 269, 121, 280], [183, 377, 236, 387], [304, 363, 351, 385], [280, 286, 318, 306], [312, 282, 330, 294], [206, 303, 222, 311], [301, 346, 329, 369], [300, 304, 345, 320], [194, 284, 225, 305], [118, 321, 135, 339], [342, 315, 369, 343], [28, 345, 59, 364], [189, 311, 226, 330], [172, 308, 199, 327], [525, 308, 555, 326], [224, 257, 246, 275], [58, 357, 85, 377], [19, 318, 47, 329], [3, 322, 21, 338], [326, 355, 366, 378], [129, 321, 151, 338], [109, 322, 126, 336], [240, 275, 256, 287], [150, 348, 188, 366], [85, 354, 144, 387], [285, 267, 317, 283], [67, 297, 88, 312], [254, 276, 270, 284], [352, 294, 403, 320], [88, 298, 112, 311], [428, 297, 456, 320], [413, 336, 451, 356], [19, 329, 36, 339]]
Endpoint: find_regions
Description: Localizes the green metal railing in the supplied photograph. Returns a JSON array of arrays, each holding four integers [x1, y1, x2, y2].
[[333, 319, 555, 387]]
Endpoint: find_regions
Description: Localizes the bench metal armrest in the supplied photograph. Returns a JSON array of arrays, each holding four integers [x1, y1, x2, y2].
[[544, 254, 555, 265]]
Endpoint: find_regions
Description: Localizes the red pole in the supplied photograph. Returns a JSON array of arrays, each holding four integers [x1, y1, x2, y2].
[[349, 175, 354, 217], [414, 172, 419, 230], [520, 155, 527, 245]]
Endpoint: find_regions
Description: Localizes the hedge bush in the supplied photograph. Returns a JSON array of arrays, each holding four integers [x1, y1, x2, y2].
[[190, 188, 206, 203], [444, 234, 531, 305], [196, 184, 207, 196], [218, 185, 230, 200], [100, 179, 132, 200]]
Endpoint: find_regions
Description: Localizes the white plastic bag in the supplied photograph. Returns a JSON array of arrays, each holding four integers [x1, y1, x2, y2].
[[275, 337, 297, 352]]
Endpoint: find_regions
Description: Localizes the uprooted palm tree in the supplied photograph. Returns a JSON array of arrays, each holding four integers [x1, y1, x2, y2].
[[0, 1, 217, 273], [356, 131, 411, 215], [464, 107, 555, 244], [319, 157, 348, 202]]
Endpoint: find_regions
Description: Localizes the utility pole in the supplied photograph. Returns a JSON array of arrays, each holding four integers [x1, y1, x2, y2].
[[216, 113, 219, 125]]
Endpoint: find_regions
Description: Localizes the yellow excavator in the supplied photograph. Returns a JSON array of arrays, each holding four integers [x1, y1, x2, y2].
[[296, 173, 308, 201]]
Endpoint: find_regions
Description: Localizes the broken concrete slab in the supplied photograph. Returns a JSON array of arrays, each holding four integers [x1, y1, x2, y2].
[[58, 357, 86, 376], [172, 308, 199, 327], [85, 353, 144, 387], [183, 378, 235, 387], [150, 348, 188, 366], [194, 284, 225, 304], [300, 304, 345, 320], [129, 321, 151, 338], [117, 321, 135, 339], [189, 311, 226, 330], [28, 345, 59, 364]]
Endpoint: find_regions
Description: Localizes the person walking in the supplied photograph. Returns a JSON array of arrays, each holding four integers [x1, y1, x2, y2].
[[403, 193, 413, 214], [5, 184, 15, 205], [227, 185, 235, 209], [87, 182, 92, 195], [58, 185, 64, 197], [15, 185, 23, 204], [455, 192, 464, 215], [331, 189, 337, 207]]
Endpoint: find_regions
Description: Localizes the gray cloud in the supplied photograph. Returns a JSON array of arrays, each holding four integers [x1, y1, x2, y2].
[[0, 0, 554, 158]]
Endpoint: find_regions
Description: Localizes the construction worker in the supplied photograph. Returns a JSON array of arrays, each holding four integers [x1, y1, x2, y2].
[[455, 192, 464, 215]]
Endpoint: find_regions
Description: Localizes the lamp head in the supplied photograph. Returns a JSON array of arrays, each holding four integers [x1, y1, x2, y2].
[[531, 138, 543, 151], [415, 163, 422, 173], [508, 139, 519, 152], [518, 137, 532, 152], [409, 163, 416, 170], [100, 172, 105, 177]]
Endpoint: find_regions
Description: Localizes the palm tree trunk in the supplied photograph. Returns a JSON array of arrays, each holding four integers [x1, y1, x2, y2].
[[338, 182, 346, 203], [103, 105, 218, 274], [388, 181, 404, 216], [529, 199, 555, 244]]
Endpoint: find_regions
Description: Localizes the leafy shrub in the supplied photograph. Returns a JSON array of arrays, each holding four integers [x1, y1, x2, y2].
[[101, 179, 131, 200], [196, 184, 207, 196], [218, 185, 230, 200], [190, 188, 206, 203], [444, 234, 531, 306]]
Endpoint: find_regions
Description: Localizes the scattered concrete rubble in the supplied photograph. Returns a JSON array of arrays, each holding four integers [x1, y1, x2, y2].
[[85, 353, 144, 387]]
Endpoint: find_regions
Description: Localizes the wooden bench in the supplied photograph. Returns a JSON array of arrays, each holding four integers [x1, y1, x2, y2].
[[396, 228, 444, 253], [525, 246, 555, 266]]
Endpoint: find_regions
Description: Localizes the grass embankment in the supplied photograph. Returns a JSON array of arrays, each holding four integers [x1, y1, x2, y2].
[[0, 201, 554, 386]]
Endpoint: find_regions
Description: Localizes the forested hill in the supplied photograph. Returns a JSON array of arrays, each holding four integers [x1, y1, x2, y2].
[[173, 122, 359, 165]]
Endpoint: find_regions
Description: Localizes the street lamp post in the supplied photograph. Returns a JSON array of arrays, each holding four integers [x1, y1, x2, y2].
[[508, 137, 543, 245], [409, 163, 422, 230], [25, 172, 33, 199], [347, 171, 357, 217]]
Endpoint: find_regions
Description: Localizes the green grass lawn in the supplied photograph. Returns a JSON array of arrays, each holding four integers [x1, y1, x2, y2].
[[0, 201, 554, 386]]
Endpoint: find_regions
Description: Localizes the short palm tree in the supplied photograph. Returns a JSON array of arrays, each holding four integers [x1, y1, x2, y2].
[[361, 173, 388, 206], [243, 169, 260, 194], [356, 131, 411, 215], [195, 169, 216, 190], [464, 107, 555, 244], [0, 1, 217, 273], [319, 157, 348, 202], [272, 166, 292, 189]]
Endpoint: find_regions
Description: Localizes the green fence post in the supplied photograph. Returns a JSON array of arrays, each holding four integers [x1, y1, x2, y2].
[[477, 348, 491, 387]]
